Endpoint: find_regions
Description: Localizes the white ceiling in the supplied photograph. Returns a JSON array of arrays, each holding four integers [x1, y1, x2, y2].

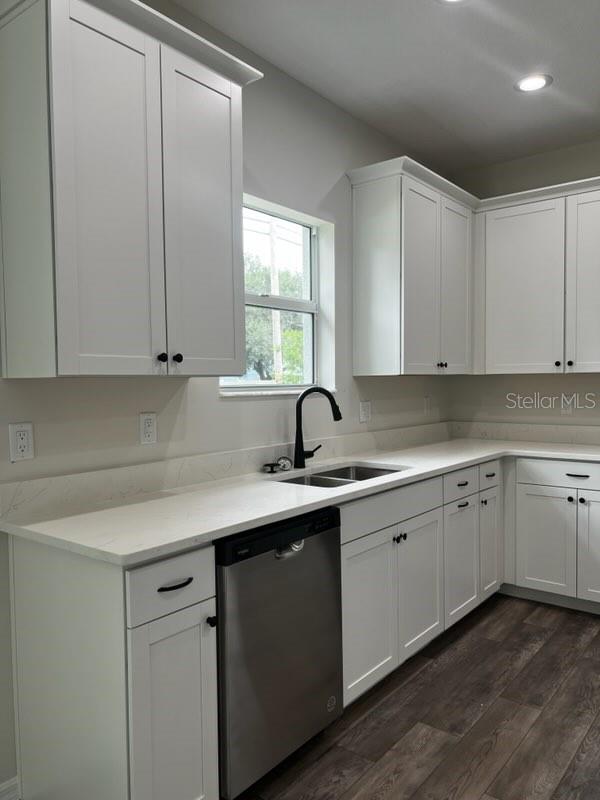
[[175, 0, 600, 173]]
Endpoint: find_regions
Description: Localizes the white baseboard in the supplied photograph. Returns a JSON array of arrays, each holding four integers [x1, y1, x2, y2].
[[0, 777, 19, 800]]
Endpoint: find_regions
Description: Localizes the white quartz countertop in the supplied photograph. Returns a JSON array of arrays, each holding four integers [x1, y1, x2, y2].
[[5, 437, 600, 567]]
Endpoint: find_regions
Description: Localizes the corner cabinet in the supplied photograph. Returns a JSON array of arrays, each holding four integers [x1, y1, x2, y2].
[[484, 199, 566, 374], [349, 158, 475, 376], [0, 0, 260, 377]]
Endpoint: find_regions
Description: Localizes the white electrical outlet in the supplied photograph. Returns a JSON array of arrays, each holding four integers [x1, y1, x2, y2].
[[9, 422, 34, 462], [139, 413, 157, 445], [359, 401, 372, 423]]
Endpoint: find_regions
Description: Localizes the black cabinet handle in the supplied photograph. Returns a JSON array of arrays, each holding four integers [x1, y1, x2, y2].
[[457, 481, 469, 487], [157, 352, 168, 363], [442, 362, 448, 369], [207, 616, 217, 628], [567, 360, 574, 367], [567, 473, 590, 479], [555, 361, 562, 367], [458, 501, 469, 508], [485, 472, 496, 478], [568, 496, 574, 503], [172, 353, 184, 364], [393, 535, 401, 544], [481, 499, 488, 506], [157, 576, 194, 593], [401, 533, 407, 541], [580, 497, 587, 504]]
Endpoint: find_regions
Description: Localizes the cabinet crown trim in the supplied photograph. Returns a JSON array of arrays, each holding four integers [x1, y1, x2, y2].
[[77, 0, 263, 86]]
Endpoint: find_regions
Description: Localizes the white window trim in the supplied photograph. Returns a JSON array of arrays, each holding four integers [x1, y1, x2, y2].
[[220, 195, 335, 397]]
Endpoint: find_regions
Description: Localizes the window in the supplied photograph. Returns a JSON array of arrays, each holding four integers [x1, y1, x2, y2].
[[221, 204, 319, 391]]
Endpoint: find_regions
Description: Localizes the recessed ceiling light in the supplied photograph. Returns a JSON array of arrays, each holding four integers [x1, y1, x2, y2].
[[515, 74, 553, 93]]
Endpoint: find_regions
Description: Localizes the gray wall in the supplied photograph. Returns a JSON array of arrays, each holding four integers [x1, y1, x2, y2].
[[453, 136, 600, 198], [0, 6, 453, 784]]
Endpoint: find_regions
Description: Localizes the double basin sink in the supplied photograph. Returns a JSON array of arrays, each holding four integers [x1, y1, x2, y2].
[[281, 464, 405, 488]]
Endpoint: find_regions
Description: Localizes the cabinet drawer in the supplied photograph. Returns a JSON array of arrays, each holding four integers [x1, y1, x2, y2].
[[479, 460, 502, 489], [340, 477, 443, 544], [126, 547, 215, 628], [517, 459, 600, 490], [443, 467, 479, 503]]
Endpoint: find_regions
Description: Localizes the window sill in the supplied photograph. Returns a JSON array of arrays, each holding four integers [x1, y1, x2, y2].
[[219, 386, 336, 399]]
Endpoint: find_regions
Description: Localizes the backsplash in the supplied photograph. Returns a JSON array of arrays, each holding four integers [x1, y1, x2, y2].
[[0, 422, 451, 525], [451, 420, 600, 445]]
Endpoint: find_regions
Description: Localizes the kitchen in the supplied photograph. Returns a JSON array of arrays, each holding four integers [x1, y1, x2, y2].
[[2, 1, 600, 799]]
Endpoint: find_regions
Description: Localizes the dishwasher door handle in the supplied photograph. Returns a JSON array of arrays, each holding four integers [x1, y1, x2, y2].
[[275, 540, 305, 559]]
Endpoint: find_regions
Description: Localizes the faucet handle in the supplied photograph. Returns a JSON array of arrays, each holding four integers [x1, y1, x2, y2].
[[305, 444, 323, 460]]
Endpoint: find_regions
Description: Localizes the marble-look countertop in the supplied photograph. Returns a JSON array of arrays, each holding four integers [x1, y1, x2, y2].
[[4, 437, 600, 567]]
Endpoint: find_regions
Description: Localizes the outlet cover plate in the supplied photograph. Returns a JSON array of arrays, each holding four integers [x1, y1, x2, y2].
[[139, 413, 157, 445], [359, 401, 372, 424], [9, 422, 34, 462]]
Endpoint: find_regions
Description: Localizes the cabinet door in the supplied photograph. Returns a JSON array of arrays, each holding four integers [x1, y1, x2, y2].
[[161, 46, 244, 376], [128, 599, 219, 800], [566, 191, 600, 372], [402, 177, 441, 374], [444, 497, 480, 627], [51, 0, 167, 375], [516, 484, 577, 597], [440, 198, 472, 374], [341, 527, 399, 705], [397, 508, 444, 661], [480, 487, 503, 600], [577, 489, 600, 601], [485, 199, 565, 374]]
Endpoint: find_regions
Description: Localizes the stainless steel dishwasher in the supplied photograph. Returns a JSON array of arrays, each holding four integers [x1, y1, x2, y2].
[[215, 507, 342, 800]]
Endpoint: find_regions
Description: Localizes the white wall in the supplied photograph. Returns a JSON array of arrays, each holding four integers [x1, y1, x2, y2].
[[0, 5, 453, 783]]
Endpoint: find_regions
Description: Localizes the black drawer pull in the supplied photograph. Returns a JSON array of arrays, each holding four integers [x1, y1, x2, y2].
[[458, 501, 469, 508], [485, 472, 496, 478], [157, 577, 194, 593], [207, 616, 217, 628], [457, 481, 469, 487], [566, 473, 590, 479]]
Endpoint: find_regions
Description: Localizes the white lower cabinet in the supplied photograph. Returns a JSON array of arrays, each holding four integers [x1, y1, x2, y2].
[[577, 489, 600, 602], [128, 598, 219, 800], [342, 507, 445, 705], [397, 508, 444, 660], [480, 486, 503, 599], [341, 527, 399, 705], [444, 496, 480, 627], [516, 484, 577, 597]]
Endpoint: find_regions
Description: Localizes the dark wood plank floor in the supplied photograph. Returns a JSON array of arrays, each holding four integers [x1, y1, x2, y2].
[[241, 595, 600, 800]]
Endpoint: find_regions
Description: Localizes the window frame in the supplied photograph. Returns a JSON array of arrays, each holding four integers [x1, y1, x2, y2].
[[220, 201, 320, 394]]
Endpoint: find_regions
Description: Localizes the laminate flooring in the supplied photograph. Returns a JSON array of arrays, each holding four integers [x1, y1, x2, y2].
[[240, 595, 600, 800]]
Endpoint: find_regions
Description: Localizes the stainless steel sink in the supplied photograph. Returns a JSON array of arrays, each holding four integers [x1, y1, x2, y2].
[[282, 475, 353, 488], [313, 465, 401, 481], [280, 464, 404, 488]]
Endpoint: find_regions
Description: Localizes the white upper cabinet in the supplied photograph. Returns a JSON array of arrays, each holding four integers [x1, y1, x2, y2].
[[52, 0, 167, 375], [440, 197, 472, 374], [485, 199, 566, 374], [0, 0, 260, 377], [162, 48, 244, 377], [402, 177, 441, 374], [350, 158, 475, 376], [566, 191, 600, 373]]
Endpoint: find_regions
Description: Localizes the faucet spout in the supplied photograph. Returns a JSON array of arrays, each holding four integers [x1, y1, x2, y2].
[[293, 387, 342, 469]]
